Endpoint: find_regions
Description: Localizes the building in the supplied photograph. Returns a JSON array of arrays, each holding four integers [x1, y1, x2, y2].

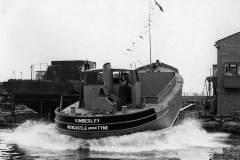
[[3, 60, 96, 119], [215, 32, 240, 115]]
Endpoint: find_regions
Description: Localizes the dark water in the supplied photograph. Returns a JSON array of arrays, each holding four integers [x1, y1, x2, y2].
[[0, 119, 233, 160]]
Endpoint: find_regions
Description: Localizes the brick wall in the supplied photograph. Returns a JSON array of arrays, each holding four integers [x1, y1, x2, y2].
[[217, 32, 240, 115]]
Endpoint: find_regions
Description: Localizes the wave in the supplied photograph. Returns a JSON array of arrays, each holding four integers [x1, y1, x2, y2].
[[0, 118, 229, 153]]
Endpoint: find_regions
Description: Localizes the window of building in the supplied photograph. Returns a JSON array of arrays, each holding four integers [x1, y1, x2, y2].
[[225, 64, 229, 75], [238, 66, 240, 75], [225, 63, 239, 76], [229, 64, 237, 75]]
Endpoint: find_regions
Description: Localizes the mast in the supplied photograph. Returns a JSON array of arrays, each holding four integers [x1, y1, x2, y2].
[[148, 0, 152, 64]]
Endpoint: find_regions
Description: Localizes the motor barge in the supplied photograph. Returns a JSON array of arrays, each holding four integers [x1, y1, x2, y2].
[[55, 61, 183, 139]]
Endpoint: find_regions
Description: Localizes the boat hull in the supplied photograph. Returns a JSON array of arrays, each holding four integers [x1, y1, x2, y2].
[[55, 91, 181, 139]]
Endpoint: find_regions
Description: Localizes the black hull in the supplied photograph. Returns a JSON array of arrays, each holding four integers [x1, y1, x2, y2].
[[54, 91, 182, 139]]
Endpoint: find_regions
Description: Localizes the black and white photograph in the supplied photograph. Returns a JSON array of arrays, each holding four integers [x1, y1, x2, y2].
[[0, 0, 240, 159]]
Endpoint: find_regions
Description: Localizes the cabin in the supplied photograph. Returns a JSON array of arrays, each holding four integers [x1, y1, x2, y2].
[[82, 63, 141, 114], [214, 32, 240, 115], [79, 62, 179, 115]]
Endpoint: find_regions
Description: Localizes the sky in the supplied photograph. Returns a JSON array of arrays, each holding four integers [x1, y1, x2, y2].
[[1, 0, 240, 93]]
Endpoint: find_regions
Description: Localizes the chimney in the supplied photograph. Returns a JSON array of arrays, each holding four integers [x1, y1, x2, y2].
[[103, 63, 113, 93]]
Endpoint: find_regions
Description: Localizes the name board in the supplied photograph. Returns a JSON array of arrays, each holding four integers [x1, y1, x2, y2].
[[74, 118, 100, 124], [67, 125, 108, 131]]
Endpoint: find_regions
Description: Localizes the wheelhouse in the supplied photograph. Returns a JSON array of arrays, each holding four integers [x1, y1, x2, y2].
[[84, 69, 139, 85], [82, 66, 141, 114]]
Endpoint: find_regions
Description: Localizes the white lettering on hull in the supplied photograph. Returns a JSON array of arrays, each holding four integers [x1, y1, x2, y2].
[[67, 125, 108, 131], [74, 118, 100, 124]]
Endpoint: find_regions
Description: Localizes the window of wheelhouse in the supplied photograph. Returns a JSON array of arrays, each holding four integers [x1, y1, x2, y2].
[[112, 70, 133, 84], [133, 70, 139, 82], [224, 63, 240, 76], [84, 71, 103, 85]]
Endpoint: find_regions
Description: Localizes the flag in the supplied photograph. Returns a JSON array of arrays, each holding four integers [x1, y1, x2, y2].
[[154, 0, 164, 12], [126, 48, 133, 52]]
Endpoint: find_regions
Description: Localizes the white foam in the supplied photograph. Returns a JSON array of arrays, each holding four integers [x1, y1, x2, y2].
[[88, 118, 229, 153], [0, 119, 229, 153], [1, 121, 84, 150]]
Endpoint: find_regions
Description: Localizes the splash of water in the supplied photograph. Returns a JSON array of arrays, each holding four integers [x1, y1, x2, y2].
[[1, 121, 85, 150], [89, 118, 229, 153], [0, 119, 229, 153]]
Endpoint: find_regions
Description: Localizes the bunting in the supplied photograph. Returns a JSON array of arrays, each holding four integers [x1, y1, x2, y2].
[[154, 0, 164, 12], [122, 0, 164, 67]]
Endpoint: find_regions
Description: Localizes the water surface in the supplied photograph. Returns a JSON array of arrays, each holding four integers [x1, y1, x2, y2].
[[0, 119, 231, 160]]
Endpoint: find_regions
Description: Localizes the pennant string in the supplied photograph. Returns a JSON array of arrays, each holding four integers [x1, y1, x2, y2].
[[122, 0, 164, 66]]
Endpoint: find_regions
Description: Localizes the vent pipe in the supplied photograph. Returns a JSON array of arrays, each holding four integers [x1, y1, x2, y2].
[[103, 63, 113, 93]]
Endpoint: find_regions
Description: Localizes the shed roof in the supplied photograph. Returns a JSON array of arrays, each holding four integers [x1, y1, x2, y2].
[[215, 31, 240, 44]]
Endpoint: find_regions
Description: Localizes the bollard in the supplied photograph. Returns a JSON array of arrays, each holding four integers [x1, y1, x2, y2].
[[121, 106, 127, 113], [71, 107, 76, 115]]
